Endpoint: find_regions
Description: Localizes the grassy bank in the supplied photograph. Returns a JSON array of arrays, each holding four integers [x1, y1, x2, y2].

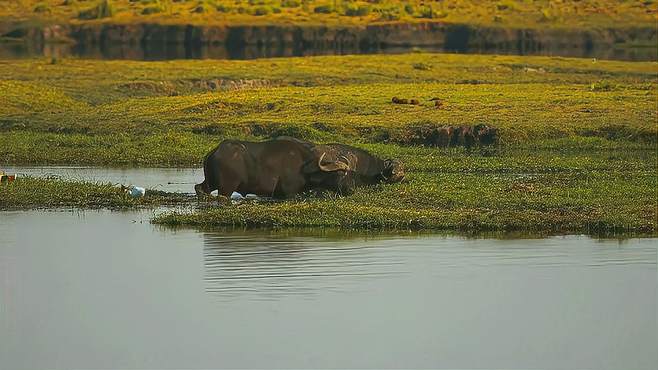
[[151, 147, 656, 233], [4, 0, 655, 29], [1, 54, 656, 166], [2, 147, 655, 234], [0, 176, 192, 210], [1, 53, 656, 233]]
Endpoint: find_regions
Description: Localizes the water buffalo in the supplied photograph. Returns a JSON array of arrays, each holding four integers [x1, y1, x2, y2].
[[273, 137, 404, 192], [196, 139, 335, 198], [195, 138, 405, 198], [309, 143, 405, 189]]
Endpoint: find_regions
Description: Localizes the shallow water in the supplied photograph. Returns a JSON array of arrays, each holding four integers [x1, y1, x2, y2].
[[3, 166, 202, 194], [1, 210, 656, 369]]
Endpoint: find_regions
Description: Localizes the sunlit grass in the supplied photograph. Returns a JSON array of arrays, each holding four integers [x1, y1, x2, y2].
[[0, 53, 655, 167], [3, 0, 656, 28], [0, 53, 655, 233], [0, 176, 192, 210]]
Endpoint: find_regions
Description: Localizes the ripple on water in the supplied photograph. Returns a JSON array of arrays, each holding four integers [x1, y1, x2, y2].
[[202, 234, 657, 300]]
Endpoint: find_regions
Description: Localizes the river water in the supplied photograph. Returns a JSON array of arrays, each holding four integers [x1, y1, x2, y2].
[[3, 166, 202, 194], [0, 208, 656, 369], [2, 42, 656, 62]]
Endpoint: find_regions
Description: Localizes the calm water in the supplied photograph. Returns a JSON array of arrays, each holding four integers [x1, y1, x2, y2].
[[3, 166, 202, 194], [1, 42, 656, 62], [1, 210, 656, 369]]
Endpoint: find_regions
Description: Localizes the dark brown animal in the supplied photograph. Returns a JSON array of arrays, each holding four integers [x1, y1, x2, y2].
[[311, 143, 405, 190], [451, 126, 477, 148], [435, 126, 453, 147], [196, 138, 405, 198], [195, 139, 350, 198], [474, 124, 497, 145], [275, 137, 405, 193]]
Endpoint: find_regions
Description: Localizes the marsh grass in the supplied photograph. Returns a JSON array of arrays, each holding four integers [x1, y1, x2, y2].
[[0, 54, 655, 166], [0, 53, 655, 233], [0, 177, 192, 210], [153, 165, 656, 233], [2, 148, 655, 233]]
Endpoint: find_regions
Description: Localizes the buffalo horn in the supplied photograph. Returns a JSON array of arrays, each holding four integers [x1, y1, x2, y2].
[[318, 152, 350, 172]]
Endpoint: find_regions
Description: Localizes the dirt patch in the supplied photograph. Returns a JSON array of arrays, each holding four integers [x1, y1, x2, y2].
[[579, 124, 657, 143], [247, 122, 319, 140], [191, 124, 224, 135], [176, 78, 275, 92], [117, 81, 178, 96], [182, 99, 244, 114], [392, 124, 498, 148]]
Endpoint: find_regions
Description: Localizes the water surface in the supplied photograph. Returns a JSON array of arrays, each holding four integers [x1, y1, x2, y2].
[[2, 42, 655, 61], [1, 210, 655, 369], [4, 166, 202, 194]]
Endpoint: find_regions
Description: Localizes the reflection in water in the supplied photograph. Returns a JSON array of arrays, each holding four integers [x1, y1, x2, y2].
[[2, 41, 656, 62], [3, 166, 202, 194], [203, 234, 406, 299], [203, 232, 657, 300], [1, 210, 656, 369]]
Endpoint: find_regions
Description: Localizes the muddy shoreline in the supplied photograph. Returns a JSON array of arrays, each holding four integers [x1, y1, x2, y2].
[[2, 21, 656, 60]]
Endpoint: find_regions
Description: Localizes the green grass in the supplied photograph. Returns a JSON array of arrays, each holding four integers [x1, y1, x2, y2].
[[3, 0, 656, 29], [0, 53, 656, 233], [0, 177, 193, 210], [153, 147, 657, 234], [0, 54, 655, 167], [1, 145, 655, 234]]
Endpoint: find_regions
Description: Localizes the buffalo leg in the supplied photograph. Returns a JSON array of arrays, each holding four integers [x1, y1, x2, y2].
[[276, 176, 306, 198], [195, 180, 210, 197], [216, 167, 241, 197]]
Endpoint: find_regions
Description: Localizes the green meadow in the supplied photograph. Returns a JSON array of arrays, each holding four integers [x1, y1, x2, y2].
[[0, 53, 656, 233]]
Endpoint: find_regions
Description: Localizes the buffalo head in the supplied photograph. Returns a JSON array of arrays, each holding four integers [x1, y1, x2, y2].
[[381, 159, 405, 183], [314, 152, 356, 194]]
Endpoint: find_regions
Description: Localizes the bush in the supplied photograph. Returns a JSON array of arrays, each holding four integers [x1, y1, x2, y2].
[[142, 5, 164, 14], [376, 7, 400, 21], [216, 3, 232, 12], [590, 80, 616, 92], [249, 6, 273, 15], [78, 0, 116, 19], [412, 62, 431, 71], [193, 2, 209, 13], [281, 0, 301, 8], [33, 2, 51, 13], [344, 3, 371, 17], [417, 5, 433, 18], [313, 4, 334, 14], [416, 5, 446, 19], [403, 4, 414, 15]]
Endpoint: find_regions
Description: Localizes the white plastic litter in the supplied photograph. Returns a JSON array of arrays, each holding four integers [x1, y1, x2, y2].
[[128, 185, 146, 198], [230, 192, 260, 202]]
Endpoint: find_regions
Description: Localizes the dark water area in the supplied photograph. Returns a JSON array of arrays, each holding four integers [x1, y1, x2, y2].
[[1, 209, 656, 369], [1, 41, 656, 62]]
